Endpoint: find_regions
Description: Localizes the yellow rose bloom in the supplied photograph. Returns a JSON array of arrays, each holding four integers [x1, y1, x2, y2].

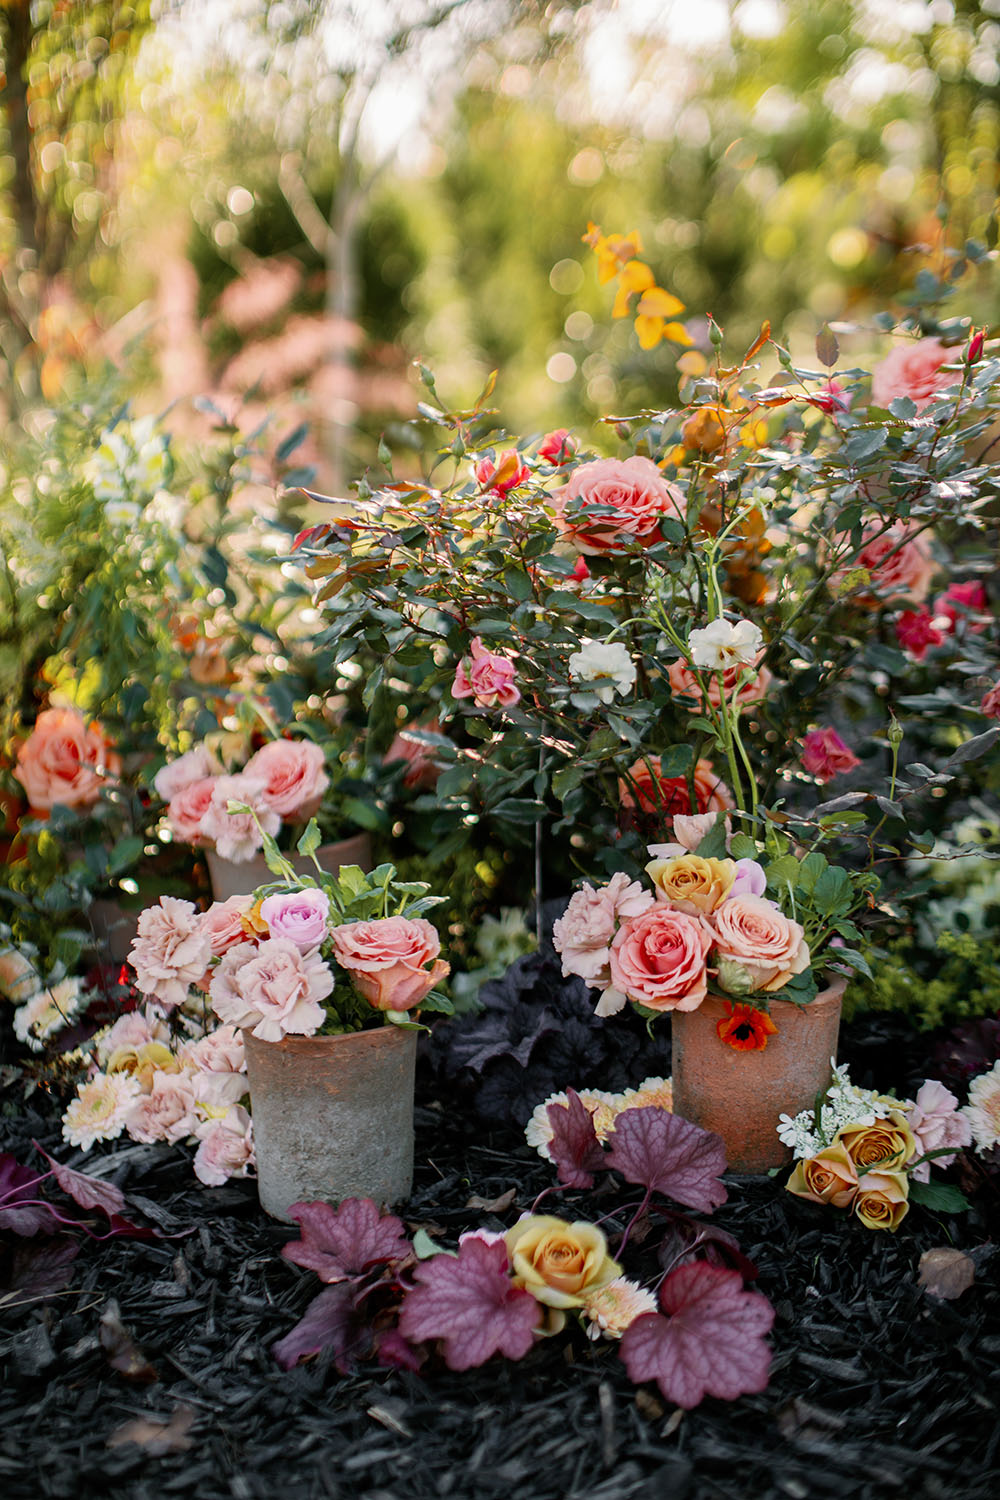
[[505, 1216, 621, 1311], [835, 1110, 917, 1173], [645, 854, 736, 915], [853, 1170, 910, 1231], [786, 1143, 859, 1209], [106, 1041, 180, 1093]]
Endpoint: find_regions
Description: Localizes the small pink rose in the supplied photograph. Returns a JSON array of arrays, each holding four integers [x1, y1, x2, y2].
[[608, 906, 712, 1013], [831, 522, 936, 608], [200, 896, 255, 957], [934, 582, 989, 633], [154, 746, 221, 803], [667, 657, 771, 713], [554, 456, 684, 555], [200, 774, 281, 863], [706, 894, 810, 994], [475, 450, 529, 495], [331, 916, 450, 1012], [452, 637, 520, 709], [537, 429, 578, 464], [981, 680, 1000, 720], [243, 739, 329, 819], [166, 776, 218, 845], [800, 728, 860, 783], [871, 337, 953, 410], [386, 720, 443, 790], [259, 888, 330, 950], [895, 607, 945, 661]]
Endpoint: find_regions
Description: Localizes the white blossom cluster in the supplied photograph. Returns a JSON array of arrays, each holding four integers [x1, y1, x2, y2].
[[777, 1061, 896, 1160], [88, 415, 170, 526]]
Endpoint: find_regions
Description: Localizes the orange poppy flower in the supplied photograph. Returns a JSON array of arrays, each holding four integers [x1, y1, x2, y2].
[[716, 1001, 778, 1051]]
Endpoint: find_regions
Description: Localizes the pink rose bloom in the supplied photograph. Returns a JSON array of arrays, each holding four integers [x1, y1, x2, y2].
[[129, 897, 214, 1010], [126, 1070, 197, 1145], [385, 721, 442, 790], [871, 338, 953, 410], [895, 606, 946, 661], [331, 916, 450, 1013], [905, 1079, 973, 1183], [153, 746, 221, 803], [180, 1024, 246, 1075], [981, 680, 1000, 720], [800, 727, 861, 783], [619, 756, 733, 821], [552, 873, 655, 986], [166, 777, 218, 845], [608, 906, 712, 1013], [200, 774, 281, 863], [808, 379, 852, 415], [452, 637, 520, 709], [194, 1105, 254, 1186], [244, 739, 329, 819], [259, 888, 330, 950], [707, 894, 810, 994], [201, 896, 254, 957], [209, 938, 333, 1041], [831, 522, 936, 607], [14, 707, 120, 814], [537, 429, 578, 464], [667, 657, 772, 713], [554, 456, 684, 555], [934, 582, 989, 633], [475, 450, 530, 495]]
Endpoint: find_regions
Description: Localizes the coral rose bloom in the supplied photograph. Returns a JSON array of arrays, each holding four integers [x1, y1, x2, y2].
[[831, 522, 936, 607], [244, 738, 329, 819], [609, 906, 712, 1012], [871, 337, 953, 410], [15, 707, 120, 813], [707, 895, 809, 994], [619, 756, 733, 821], [331, 916, 450, 1012], [554, 456, 684, 554], [800, 727, 860, 783]]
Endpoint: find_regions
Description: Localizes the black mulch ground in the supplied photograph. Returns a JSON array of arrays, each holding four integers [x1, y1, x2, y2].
[[1, 1015, 998, 1500]]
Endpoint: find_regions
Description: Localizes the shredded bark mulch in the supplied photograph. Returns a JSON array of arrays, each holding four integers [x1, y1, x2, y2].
[[1, 1015, 998, 1500]]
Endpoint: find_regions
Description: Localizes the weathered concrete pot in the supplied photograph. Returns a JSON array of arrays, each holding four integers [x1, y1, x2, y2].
[[242, 1023, 417, 1221], [206, 833, 371, 903], [670, 976, 847, 1175]]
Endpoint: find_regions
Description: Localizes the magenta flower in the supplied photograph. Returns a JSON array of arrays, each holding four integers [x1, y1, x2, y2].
[[800, 728, 861, 783], [452, 637, 520, 709]]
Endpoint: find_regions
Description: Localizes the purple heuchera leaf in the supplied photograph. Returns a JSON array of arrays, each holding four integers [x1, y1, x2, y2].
[[399, 1237, 540, 1370], [605, 1107, 728, 1212], [273, 1284, 372, 1372], [283, 1198, 410, 1282], [0, 1153, 60, 1237], [36, 1146, 127, 1218], [546, 1089, 607, 1188], [375, 1327, 425, 1372], [620, 1262, 775, 1409], [3, 1238, 79, 1306]]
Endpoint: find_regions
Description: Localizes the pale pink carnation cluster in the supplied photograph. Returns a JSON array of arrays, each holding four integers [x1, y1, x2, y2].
[[210, 938, 334, 1041], [129, 897, 214, 1010], [156, 738, 329, 862]]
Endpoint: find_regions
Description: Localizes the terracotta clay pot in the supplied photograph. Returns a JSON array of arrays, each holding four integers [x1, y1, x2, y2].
[[242, 1023, 417, 1221], [205, 832, 372, 903], [670, 976, 847, 1174]]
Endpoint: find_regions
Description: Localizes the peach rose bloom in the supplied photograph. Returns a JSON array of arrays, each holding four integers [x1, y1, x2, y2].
[[871, 337, 953, 410], [707, 895, 809, 994], [506, 1216, 621, 1310], [331, 916, 449, 1012], [619, 756, 733, 820], [645, 854, 736, 915], [166, 776, 218, 844], [853, 1170, 909, 1231], [244, 739, 329, 820], [609, 905, 712, 1012], [15, 707, 120, 813], [666, 657, 771, 713], [786, 1144, 859, 1209], [200, 896, 255, 957], [831, 522, 936, 607], [554, 456, 684, 555]]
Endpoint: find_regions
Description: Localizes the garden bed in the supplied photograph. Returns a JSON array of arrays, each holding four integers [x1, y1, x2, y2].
[[1, 1013, 997, 1500]]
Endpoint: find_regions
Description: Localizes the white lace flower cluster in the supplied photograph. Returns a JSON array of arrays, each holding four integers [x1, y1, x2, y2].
[[777, 1060, 896, 1160]]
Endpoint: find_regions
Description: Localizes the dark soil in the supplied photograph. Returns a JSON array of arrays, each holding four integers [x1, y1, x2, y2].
[[1, 1015, 998, 1500]]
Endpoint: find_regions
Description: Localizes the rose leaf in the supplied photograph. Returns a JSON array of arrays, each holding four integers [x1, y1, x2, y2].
[[398, 1237, 540, 1370], [546, 1089, 607, 1189], [620, 1262, 775, 1409], [605, 1107, 728, 1212], [272, 1283, 372, 1372], [282, 1197, 411, 1282]]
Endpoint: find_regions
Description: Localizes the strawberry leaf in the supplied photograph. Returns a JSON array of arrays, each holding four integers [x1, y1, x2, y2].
[[399, 1236, 540, 1370], [606, 1108, 728, 1212], [282, 1197, 411, 1283], [546, 1089, 607, 1189], [620, 1262, 774, 1409], [272, 1284, 372, 1372]]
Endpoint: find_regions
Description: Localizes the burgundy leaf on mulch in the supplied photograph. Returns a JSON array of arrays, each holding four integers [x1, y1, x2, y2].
[[0, 1154, 61, 1237], [375, 1326, 425, 1372], [658, 1220, 759, 1282], [36, 1145, 127, 1217], [620, 1262, 775, 1409], [399, 1237, 540, 1370], [546, 1089, 607, 1188], [282, 1197, 411, 1283], [273, 1283, 373, 1372], [100, 1300, 159, 1383], [605, 1108, 728, 1212], [1, 1237, 79, 1307]]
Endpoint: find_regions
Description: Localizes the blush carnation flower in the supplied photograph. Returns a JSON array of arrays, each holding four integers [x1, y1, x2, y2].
[[963, 1060, 1000, 1153], [552, 873, 655, 987], [525, 1088, 622, 1161], [129, 897, 214, 1010], [126, 1070, 198, 1145], [62, 1072, 142, 1150], [193, 1105, 255, 1186], [209, 938, 333, 1041], [200, 895, 255, 957]]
